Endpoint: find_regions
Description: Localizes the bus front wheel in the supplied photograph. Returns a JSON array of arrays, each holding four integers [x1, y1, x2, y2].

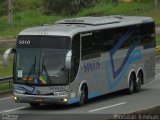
[[78, 85, 87, 106]]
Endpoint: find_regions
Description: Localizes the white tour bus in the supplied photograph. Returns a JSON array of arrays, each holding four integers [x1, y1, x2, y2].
[[3, 16, 156, 107]]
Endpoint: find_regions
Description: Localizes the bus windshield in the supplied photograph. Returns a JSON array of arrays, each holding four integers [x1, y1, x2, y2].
[[15, 36, 70, 86]]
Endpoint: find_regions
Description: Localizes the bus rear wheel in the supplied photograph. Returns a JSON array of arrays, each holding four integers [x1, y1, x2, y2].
[[134, 72, 142, 92], [29, 103, 40, 107], [78, 85, 87, 106]]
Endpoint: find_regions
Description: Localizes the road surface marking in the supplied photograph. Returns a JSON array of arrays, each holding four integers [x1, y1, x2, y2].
[[156, 66, 160, 68], [0, 96, 13, 101], [2, 107, 28, 113], [88, 102, 126, 113]]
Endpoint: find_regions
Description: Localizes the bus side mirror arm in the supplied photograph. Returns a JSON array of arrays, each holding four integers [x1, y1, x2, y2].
[[3, 48, 15, 67], [65, 50, 72, 69]]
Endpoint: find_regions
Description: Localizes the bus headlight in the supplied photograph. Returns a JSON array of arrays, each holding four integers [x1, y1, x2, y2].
[[53, 91, 67, 96], [14, 96, 18, 101], [14, 89, 25, 94], [63, 98, 68, 102]]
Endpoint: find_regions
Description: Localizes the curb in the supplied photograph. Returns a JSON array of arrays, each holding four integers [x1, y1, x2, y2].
[[0, 36, 16, 41]]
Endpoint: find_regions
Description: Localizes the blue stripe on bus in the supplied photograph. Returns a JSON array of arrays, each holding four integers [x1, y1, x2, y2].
[[111, 28, 135, 55], [110, 28, 136, 78], [16, 86, 35, 94], [68, 98, 79, 104], [88, 92, 101, 99], [106, 49, 141, 91]]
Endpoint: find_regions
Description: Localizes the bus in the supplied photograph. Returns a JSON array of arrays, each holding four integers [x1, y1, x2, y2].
[[3, 16, 156, 107]]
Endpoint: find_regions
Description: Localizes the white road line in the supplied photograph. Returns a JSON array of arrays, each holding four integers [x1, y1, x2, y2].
[[88, 102, 126, 113], [0, 96, 13, 101], [2, 107, 28, 113]]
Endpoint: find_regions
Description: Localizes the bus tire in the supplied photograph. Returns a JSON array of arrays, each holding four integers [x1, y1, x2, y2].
[[127, 73, 135, 95], [134, 71, 142, 93], [78, 85, 87, 106], [29, 103, 40, 107]]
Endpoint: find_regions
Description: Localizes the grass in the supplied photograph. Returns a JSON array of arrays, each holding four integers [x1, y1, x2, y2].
[[0, 83, 11, 91], [0, 11, 64, 37], [78, 2, 153, 16], [0, 48, 13, 91], [156, 35, 160, 46], [0, 60, 13, 77], [0, 48, 13, 77], [0, 1, 160, 37], [156, 35, 160, 56], [78, 1, 160, 25]]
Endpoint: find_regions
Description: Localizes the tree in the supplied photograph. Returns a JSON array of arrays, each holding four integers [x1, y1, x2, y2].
[[155, 0, 158, 8], [112, 0, 119, 5], [0, 0, 7, 16], [43, 0, 98, 15]]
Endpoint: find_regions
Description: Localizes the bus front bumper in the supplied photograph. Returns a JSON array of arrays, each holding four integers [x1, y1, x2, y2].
[[14, 93, 69, 104]]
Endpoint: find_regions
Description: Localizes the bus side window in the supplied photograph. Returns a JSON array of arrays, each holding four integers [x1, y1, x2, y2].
[[93, 30, 114, 52], [140, 23, 155, 45], [93, 31, 106, 51], [70, 34, 80, 83], [82, 34, 95, 58]]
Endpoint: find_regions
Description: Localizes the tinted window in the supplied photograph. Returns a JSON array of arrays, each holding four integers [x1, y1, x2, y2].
[[82, 34, 95, 58], [139, 22, 155, 45], [43, 36, 70, 49], [94, 30, 113, 51]]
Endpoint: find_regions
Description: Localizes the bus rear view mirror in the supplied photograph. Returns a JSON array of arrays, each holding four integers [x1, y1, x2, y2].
[[65, 50, 72, 69], [3, 48, 15, 67]]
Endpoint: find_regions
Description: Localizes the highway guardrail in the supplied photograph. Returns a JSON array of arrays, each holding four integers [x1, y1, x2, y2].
[[0, 76, 13, 89]]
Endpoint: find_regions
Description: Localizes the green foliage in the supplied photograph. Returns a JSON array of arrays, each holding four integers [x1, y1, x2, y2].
[[0, 10, 64, 37], [156, 35, 160, 46], [0, 0, 7, 16], [78, 1, 153, 16], [43, 0, 98, 15], [0, 0, 160, 37], [13, 0, 43, 12], [0, 83, 11, 91]]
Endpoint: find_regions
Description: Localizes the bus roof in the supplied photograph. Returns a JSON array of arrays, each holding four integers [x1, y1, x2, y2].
[[19, 15, 154, 37]]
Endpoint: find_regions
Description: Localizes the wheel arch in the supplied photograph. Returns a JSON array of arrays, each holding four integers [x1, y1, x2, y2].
[[78, 81, 88, 99]]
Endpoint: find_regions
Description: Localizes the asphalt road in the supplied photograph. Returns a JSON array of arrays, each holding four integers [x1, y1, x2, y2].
[[0, 64, 160, 120]]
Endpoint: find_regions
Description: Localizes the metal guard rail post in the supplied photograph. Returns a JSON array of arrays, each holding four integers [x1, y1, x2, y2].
[[0, 76, 13, 89]]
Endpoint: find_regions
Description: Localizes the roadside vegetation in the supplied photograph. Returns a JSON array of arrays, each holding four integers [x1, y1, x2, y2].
[[0, 48, 13, 91], [0, 83, 11, 91], [0, 48, 13, 77], [0, 0, 160, 37]]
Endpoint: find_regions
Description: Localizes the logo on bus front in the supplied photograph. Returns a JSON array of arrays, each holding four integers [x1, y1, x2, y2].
[[19, 40, 31, 45]]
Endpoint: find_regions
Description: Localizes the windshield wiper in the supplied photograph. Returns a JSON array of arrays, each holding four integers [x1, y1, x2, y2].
[[27, 56, 37, 80]]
